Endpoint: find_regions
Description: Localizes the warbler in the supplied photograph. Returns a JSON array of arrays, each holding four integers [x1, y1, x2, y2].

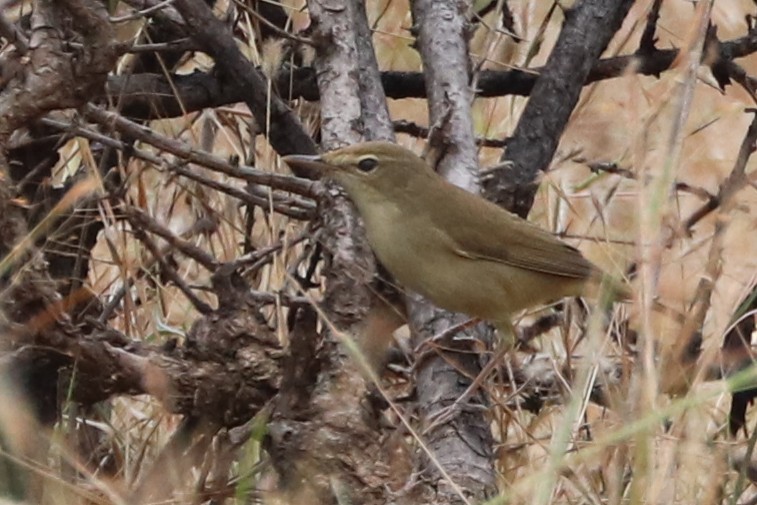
[[284, 141, 625, 346]]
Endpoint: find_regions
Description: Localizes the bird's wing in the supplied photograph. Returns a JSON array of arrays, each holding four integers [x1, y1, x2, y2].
[[428, 181, 594, 279]]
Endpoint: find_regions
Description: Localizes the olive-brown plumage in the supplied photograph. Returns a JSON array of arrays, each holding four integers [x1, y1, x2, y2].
[[285, 141, 615, 345]]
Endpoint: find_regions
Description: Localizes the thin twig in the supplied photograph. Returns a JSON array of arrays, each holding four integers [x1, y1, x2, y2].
[[126, 206, 218, 269], [41, 116, 318, 218], [585, 160, 716, 200], [110, 0, 177, 23], [83, 106, 321, 198], [393, 119, 508, 148], [134, 226, 215, 314]]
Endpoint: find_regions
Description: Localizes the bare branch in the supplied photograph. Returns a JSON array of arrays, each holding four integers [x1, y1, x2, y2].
[[83, 106, 320, 197], [171, 0, 317, 158], [482, 0, 634, 218], [407, 0, 496, 500]]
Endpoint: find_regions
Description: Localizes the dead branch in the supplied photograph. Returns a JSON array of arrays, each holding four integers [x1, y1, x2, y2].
[[171, 0, 317, 158], [482, 0, 634, 218]]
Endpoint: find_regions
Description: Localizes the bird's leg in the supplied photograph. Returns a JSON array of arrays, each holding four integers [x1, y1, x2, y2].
[[495, 319, 518, 350]]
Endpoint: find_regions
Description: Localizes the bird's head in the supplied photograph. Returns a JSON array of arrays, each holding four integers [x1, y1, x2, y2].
[[283, 141, 432, 204]]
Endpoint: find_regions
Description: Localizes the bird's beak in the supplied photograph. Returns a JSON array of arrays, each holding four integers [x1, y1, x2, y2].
[[282, 154, 333, 176]]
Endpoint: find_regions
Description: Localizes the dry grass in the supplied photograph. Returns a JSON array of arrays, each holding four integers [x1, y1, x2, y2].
[[4, 0, 757, 503]]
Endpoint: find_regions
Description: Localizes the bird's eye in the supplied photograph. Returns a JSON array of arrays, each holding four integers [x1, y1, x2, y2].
[[357, 156, 379, 173]]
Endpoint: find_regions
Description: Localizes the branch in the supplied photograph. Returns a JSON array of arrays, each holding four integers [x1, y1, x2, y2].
[[83, 106, 320, 198], [171, 0, 317, 159], [103, 27, 757, 125], [265, 1, 396, 503], [406, 0, 497, 501], [482, 0, 634, 217], [0, 0, 117, 146]]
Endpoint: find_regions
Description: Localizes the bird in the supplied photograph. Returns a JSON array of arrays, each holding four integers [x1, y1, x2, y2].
[[284, 141, 626, 347]]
